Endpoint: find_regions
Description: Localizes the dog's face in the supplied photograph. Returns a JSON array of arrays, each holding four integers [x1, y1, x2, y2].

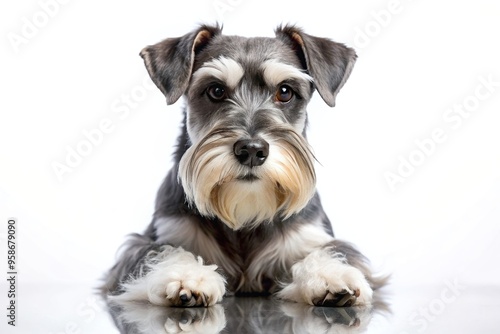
[[141, 25, 356, 230]]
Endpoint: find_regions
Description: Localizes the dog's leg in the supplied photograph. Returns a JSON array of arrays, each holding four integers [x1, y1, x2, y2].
[[108, 244, 226, 307], [277, 240, 376, 307]]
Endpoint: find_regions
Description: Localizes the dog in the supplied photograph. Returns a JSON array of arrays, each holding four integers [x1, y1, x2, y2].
[[102, 24, 385, 308]]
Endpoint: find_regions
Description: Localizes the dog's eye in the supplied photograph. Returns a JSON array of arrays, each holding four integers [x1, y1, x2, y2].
[[275, 85, 294, 103], [206, 84, 227, 101]]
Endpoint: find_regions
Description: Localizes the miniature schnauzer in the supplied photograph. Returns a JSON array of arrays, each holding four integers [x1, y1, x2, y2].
[[102, 24, 384, 308]]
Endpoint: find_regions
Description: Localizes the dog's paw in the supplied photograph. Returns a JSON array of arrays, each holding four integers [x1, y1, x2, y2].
[[277, 249, 373, 307], [312, 288, 361, 307], [150, 253, 226, 307], [111, 247, 226, 307], [164, 268, 226, 307]]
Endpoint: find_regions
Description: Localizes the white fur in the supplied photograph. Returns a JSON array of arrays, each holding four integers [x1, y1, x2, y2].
[[277, 248, 373, 306], [109, 246, 226, 307], [241, 222, 334, 291], [261, 59, 313, 87], [191, 56, 244, 89], [213, 179, 280, 230]]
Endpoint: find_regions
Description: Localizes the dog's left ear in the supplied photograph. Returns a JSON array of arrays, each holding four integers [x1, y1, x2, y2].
[[275, 25, 357, 107], [140, 24, 222, 105]]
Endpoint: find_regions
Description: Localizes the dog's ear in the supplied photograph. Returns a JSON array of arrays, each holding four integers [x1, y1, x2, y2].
[[140, 24, 222, 105], [275, 25, 357, 107]]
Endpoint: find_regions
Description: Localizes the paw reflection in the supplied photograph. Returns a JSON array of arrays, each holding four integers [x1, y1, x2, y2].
[[281, 303, 372, 333], [108, 293, 388, 333], [109, 302, 225, 334], [163, 306, 226, 334]]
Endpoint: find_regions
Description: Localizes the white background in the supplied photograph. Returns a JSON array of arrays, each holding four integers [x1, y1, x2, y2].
[[1, 0, 499, 333]]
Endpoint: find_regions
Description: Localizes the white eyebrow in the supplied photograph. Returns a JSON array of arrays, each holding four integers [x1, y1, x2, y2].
[[191, 56, 245, 89], [261, 59, 313, 86]]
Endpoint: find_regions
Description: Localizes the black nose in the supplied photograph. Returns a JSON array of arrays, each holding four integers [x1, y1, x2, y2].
[[233, 139, 269, 167]]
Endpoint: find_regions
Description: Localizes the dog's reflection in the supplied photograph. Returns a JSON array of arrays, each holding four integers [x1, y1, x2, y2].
[[109, 295, 387, 334]]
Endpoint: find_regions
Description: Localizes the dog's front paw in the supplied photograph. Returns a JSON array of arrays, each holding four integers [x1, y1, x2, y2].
[[277, 249, 373, 307], [311, 288, 361, 307], [164, 266, 226, 307], [112, 247, 226, 307], [154, 254, 226, 307], [145, 249, 226, 307]]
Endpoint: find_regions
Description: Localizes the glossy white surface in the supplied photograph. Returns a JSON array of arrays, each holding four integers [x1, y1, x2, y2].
[[2, 280, 499, 333]]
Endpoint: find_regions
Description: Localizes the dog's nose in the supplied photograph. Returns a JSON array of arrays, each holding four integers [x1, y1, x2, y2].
[[233, 139, 269, 167]]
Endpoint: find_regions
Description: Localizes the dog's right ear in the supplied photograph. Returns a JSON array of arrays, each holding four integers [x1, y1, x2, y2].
[[140, 24, 222, 105], [275, 25, 357, 108]]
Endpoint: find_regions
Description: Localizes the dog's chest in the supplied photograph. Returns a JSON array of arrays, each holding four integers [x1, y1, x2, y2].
[[216, 228, 285, 294], [154, 215, 285, 293]]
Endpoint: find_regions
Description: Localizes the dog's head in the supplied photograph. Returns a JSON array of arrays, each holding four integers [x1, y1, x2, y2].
[[141, 24, 356, 230]]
